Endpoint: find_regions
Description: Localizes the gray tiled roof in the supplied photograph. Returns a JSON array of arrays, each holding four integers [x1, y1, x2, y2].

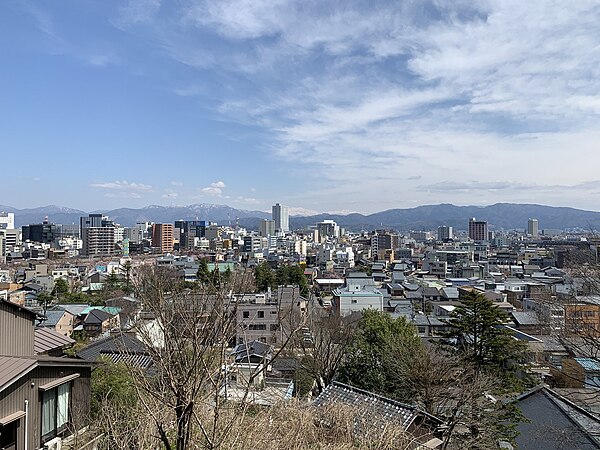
[[77, 333, 146, 361], [314, 381, 420, 430], [39, 310, 67, 327]]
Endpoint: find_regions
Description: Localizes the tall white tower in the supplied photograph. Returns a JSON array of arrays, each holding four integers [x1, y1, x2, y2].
[[528, 218, 539, 237], [272, 203, 289, 233]]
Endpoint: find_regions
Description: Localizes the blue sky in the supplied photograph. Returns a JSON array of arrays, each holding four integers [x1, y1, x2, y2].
[[2, 1, 600, 214]]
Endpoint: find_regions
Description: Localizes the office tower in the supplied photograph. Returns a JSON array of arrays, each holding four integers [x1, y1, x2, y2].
[[259, 219, 275, 237], [0, 212, 14, 230], [22, 217, 57, 243], [80, 213, 103, 229], [468, 218, 488, 242], [317, 220, 340, 240], [80, 214, 115, 256], [438, 226, 453, 241], [151, 223, 174, 253], [528, 218, 539, 237], [272, 203, 289, 233]]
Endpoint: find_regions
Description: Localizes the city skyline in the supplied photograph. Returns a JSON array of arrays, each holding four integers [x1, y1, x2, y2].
[[2, 1, 600, 213]]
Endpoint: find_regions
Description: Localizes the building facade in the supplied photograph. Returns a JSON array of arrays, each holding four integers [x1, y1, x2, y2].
[[272, 203, 289, 233], [468, 218, 488, 242]]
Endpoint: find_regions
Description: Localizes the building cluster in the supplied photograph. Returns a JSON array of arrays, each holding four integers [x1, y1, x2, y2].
[[2, 205, 600, 448]]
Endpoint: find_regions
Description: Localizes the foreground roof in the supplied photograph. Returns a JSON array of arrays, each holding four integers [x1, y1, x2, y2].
[[34, 327, 75, 354], [314, 381, 441, 430], [515, 386, 600, 449]]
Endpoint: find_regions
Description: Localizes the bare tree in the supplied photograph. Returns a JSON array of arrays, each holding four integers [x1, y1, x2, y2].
[[291, 308, 360, 395]]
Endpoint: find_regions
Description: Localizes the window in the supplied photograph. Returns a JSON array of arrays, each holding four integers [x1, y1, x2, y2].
[[249, 324, 266, 331], [242, 311, 249, 319], [257, 311, 264, 318], [0, 422, 17, 450], [41, 382, 71, 442], [270, 324, 280, 331]]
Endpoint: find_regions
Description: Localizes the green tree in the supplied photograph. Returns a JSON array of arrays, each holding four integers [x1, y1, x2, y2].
[[222, 266, 232, 283], [275, 264, 309, 297], [91, 359, 140, 447], [441, 291, 528, 386], [338, 310, 421, 397], [196, 258, 210, 285], [121, 260, 133, 293], [52, 278, 70, 298], [211, 264, 221, 288], [254, 262, 275, 292]]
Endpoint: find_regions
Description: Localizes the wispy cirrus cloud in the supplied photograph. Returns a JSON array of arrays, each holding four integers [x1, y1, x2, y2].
[[22, 1, 600, 212], [91, 180, 152, 191], [91, 180, 152, 199]]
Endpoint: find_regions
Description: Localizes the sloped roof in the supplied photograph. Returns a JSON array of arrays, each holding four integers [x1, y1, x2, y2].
[[0, 356, 37, 392], [314, 381, 439, 430], [77, 333, 146, 361], [34, 328, 75, 354], [231, 340, 273, 362], [515, 386, 600, 449], [511, 311, 540, 326], [84, 309, 113, 324], [99, 351, 153, 369], [39, 310, 69, 327]]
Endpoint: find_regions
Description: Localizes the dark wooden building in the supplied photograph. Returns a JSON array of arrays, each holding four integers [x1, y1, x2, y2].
[[0, 300, 92, 450]]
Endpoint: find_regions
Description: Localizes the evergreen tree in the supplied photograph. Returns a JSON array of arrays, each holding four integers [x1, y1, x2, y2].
[[212, 265, 221, 288], [254, 262, 275, 292], [196, 259, 210, 285], [441, 291, 528, 385]]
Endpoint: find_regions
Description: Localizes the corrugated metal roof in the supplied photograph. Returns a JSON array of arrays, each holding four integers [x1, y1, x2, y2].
[[34, 328, 75, 354], [0, 356, 37, 392], [575, 358, 600, 372]]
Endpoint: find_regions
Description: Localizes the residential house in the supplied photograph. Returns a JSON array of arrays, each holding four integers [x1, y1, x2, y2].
[[39, 310, 74, 337], [83, 309, 119, 337], [0, 300, 92, 450], [514, 386, 600, 449], [332, 272, 384, 316]]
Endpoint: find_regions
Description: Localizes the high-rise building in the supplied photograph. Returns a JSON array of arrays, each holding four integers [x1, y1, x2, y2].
[[438, 226, 453, 241], [0, 212, 14, 230], [468, 218, 488, 242], [316, 220, 340, 240], [22, 218, 57, 243], [80, 214, 115, 256], [528, 218, 539, 237], [151, 223, 174, 253], [81, 227, 115, 256], [259, 219, 275, 237], [272, 203, 289, 233]]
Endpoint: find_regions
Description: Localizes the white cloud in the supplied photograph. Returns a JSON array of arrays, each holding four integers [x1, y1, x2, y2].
[[201, 181, 227, 196], [161, 190, 179, 199], [113, 1, 600, 211], [91, 180, 152, 191], [170, 181, 184, 186]]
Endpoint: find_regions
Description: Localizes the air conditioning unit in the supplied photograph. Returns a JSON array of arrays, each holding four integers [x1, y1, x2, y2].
[[43, 437, 62, 450]]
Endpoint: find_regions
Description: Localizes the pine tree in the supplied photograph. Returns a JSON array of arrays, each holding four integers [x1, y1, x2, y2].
[[442, 290, 528, 385], [196, 259, 210, 285]]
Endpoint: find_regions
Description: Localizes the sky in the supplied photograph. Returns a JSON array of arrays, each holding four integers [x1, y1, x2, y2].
[[2, 1, 600, 214]]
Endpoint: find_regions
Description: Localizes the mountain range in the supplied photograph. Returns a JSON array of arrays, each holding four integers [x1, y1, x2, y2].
[[2, 203, 600, 232]]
